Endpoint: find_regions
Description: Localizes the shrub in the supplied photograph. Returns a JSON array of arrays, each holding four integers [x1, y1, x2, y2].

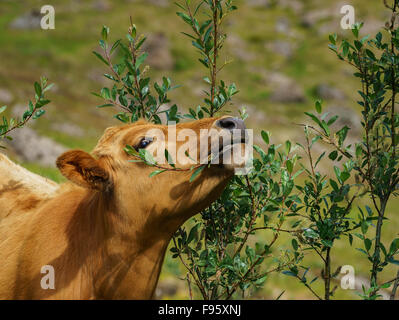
[[0, 77, 52, 145]]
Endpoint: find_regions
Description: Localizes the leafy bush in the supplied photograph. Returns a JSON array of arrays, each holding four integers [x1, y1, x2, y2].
[[0, 77, 52, 145]]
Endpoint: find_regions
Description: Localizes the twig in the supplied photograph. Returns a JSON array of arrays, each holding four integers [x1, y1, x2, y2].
[[210, 0, 219, 116], [232, 176, 257, 258], [222, 261, 293, 300], [324, 247, 332, 300], [186, 273, 193, 300], [251, 226, 303, 233], [172, 236, 207, 299], [389, 270, 399, 300], [295, 274, 323, 300]]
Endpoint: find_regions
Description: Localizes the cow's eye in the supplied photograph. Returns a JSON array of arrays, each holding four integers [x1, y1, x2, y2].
[[136, 137, 153, 150]]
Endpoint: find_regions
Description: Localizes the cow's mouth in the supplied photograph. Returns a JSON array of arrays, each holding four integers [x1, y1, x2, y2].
[[206, 135, 248, 167], [218, 137, 247, 154]]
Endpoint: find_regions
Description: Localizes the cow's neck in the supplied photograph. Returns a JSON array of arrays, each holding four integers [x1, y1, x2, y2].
[[83, 190, 178, 299]]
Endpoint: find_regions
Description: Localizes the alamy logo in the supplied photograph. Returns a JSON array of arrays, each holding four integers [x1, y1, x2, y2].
[[40, 265, 55, 290], [40, 5, 55, 30], [340, 265, 355, 290], [340, 5, 355, 30]]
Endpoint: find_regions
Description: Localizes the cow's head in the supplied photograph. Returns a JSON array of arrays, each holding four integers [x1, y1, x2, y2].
[[56, 116, 249, 236]]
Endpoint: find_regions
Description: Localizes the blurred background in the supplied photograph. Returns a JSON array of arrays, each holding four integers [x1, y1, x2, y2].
[[0, 0, 398, 299]]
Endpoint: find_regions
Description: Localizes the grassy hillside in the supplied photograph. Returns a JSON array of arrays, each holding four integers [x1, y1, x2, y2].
[[0, 0, 398, 299]]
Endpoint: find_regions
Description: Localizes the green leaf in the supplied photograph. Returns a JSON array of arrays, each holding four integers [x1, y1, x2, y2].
[[304, 112, 323, 129], [101, 25, 109, 40], [327, 115, 338, 126], [352, 24, 359, 38], [348, 233, 353, 246], [28, 100, 34, 112], [388, 258, 399, 266], [286, 159, 293, 174], [304, 228, 318, 239], [165, 149, 175, 168], [328, 150, 338, 161], [315, 151, 326, 168], [292, 239, 299, 251], [110, 39, 121, 53], [356, 144, 363, 158], [330, 179, 339, 191], [361, 221, 368, 234], [255, 275, 267, 285], [364, 238, 372, 251], [336, 126, 349, 147], [92, 51, 109, 66], [380, 282, 392, 289], [282, 270, 297, 277], [176, 12, 192, 24], [35, 99, 50, 108], [261, 130, 270, 144], [140, 149, 156, 165], [389, 238, 399, 255], [321, 239, 333, 248], [190, 165, 205, 182], [187, 224, 200, 244], [135, 52, 148, 69], [310, 277, 318, 285], [100, 87, 111, 99], [149, 169, 167, 177], [315, 100, 322, 113], [340, 171, 350, 182], [34, 82, 42, 97], [356, 248, 368, 256], [285, 140, 291, 154], [329, 33, 337, 45], [32, 109, 45, 119], [99, 39, 106, 49], [96, 103, 114, 108], [42, 83, 54, 93], [365, 49, 376, 60], [334, 166, 342, 183], [0, 106, 7, 114]]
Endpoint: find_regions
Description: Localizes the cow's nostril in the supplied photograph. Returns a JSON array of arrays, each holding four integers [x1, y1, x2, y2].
[[216, 117, 245, 131], [218, 119, 236, 130]]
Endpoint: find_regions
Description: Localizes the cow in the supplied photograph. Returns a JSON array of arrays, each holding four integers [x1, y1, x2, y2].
[[0, 116, 247, 299]]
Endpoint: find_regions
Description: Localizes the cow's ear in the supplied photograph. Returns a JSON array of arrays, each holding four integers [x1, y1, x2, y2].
[[56, 150, 112, 191]]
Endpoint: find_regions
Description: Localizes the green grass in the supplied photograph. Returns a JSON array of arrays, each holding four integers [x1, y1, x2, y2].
[[21, 162, 64, 183]]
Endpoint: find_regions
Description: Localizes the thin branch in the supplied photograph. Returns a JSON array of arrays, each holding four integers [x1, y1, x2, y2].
[[295, 274, 323, 300], [186, 273, 193, 300], [232, 176, 257, 258], [223, 261, 293, 300], [172, 236, 207, 299], [251, 226, 303, 233], [210, 0, 219, 116], [389, 270, 399, 300]]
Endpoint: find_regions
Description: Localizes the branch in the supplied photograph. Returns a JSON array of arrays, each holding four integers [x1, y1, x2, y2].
[[295, 274, 323, 300], [232, 176, 257, 258], [389, 270, 399, 300], [172, 236, 207, 299]]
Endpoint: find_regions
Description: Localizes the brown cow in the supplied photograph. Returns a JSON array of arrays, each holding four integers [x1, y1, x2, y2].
[[0, 116, 247, 299]]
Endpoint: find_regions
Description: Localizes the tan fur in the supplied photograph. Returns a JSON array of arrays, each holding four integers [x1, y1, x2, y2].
[[0, 154, 59, 220], [0, 117, 243, 299]]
